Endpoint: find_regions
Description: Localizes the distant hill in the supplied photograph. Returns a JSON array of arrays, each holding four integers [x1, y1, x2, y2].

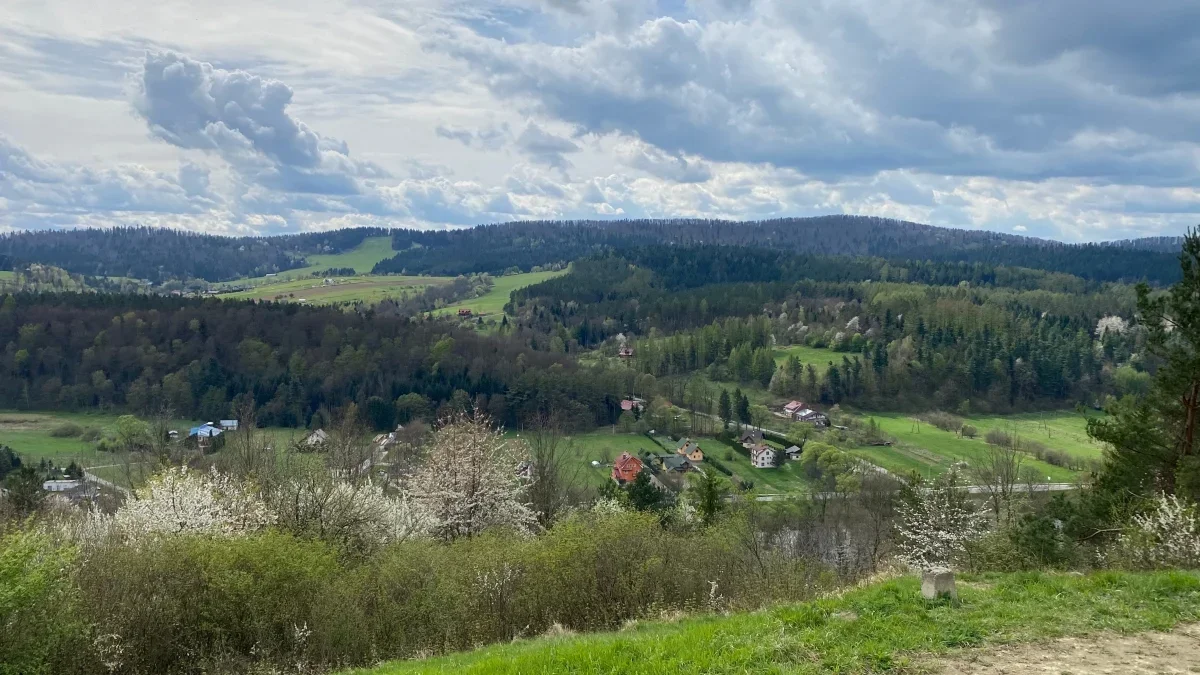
[[374, 217, 1187, 284], [0, 218, 1188, 284], [0, 226, 390, 283]]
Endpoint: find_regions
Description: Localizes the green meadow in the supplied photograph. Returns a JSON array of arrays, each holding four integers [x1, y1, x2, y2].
[[437, 269, 568, 317]]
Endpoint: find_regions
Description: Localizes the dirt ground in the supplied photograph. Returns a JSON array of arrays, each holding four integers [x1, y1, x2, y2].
[[933, 624, 1200, 674]]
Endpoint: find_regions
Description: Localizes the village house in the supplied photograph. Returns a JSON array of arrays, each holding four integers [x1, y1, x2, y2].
[[660, 454, 693, 474], [782, 400, 830, 426], [188, 423, 223, 450], [785, 445, 803, 461], [457, 308, 473, 317], [611, 451, 644, 484], [620, 397, 646, 413], [219, 419, 239, 431], [796, 410, 831, 427], [675, 438, 705, 462], [739, 428, 763, 449], [618, 345, 635, 359], [304, 428, 328, 448], [750, 444, 778, 469]]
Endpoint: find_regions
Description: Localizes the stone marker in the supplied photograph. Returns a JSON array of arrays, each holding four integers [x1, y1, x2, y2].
[[921, 568, 957, 600]]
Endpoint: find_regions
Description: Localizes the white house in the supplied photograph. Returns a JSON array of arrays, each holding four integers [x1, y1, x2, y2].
[[219, 419, 239, 431], [304, 429, 329, 448], [750, 444, 777, 468]]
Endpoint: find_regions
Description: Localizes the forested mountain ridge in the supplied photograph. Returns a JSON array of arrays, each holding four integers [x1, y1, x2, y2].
[[0, 227, 391, 283], [374, 217, 1185, 284], [1, 218, 1186, 284]]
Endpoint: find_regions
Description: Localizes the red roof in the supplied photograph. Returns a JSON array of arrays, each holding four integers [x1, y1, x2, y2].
[[611, 451, 643, 483], [784, 400, 806, 412]]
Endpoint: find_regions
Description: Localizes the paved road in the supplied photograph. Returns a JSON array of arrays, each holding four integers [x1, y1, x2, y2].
[[752, 482, 1080, 501], [83, 465, 132, 496]]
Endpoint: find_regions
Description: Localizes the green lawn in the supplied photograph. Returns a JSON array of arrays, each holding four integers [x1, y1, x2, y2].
[[0, 410, 322, 480], [217, 236, 399, 287], [773, 344, 858, 375], [346, 570, 1200, 675], [0, 410, 194, 468], [967, 411, 1104, 460], [436, 270, 567, 317], [850, 444, 943, 478], [548, 430, 664, 487], [0, 270, 14, 281], [856, 413, 1078, 481], [222, 274, 451, 305]]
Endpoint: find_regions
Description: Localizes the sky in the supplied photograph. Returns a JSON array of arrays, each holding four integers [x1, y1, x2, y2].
[[1, 0, 1198, 241]]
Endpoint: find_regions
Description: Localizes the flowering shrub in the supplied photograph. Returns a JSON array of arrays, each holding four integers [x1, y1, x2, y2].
[[894, 472, 989, 570], [1115, 494, 1200, 569], [57, 467, 275, 545], [115, 467, 274, 539], [273, 478, 432, 554]]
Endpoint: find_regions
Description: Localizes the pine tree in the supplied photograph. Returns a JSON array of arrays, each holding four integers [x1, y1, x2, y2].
[[735, 389, 751, 425], [1090, 229, 1200, 498], [718, 389, 732, 429]]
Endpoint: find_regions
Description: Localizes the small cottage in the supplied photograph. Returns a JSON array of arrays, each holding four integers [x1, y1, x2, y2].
[[675, 438, 705, 462]]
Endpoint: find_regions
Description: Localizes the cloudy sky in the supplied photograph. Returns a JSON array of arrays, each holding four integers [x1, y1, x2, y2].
[[1, 0, 1198, 241]]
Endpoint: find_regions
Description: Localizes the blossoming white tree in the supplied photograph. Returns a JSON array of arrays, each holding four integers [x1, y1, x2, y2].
[[111, 467, 274, 541], [273, 475, 431, 553], [1095, 315, 1129, 339], [1117, 493, 1200, 568], [894, 471, 988, 570], [409, 410, 536, 540]]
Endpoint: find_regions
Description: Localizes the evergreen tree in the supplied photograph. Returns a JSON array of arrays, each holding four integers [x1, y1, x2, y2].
[[1090, 230, 1200, 498], [717, 389, 732, 429], [734, 388, 752, 425]]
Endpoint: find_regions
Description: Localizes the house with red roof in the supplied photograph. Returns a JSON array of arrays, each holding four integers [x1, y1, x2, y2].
[[611, 451, 644, 484]]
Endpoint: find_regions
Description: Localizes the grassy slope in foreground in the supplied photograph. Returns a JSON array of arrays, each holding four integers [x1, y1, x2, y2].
[[348, 571, 1200, 675]]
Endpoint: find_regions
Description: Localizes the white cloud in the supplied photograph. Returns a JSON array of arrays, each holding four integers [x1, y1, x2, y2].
[[0, 0, 1195, 239]]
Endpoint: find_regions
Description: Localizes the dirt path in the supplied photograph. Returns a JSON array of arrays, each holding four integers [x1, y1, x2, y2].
[[933, 624, 1200, 674]]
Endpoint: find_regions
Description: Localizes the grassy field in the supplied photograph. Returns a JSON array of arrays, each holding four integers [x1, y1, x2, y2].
[[0, 410, 322, 483], [0, 410, 195, 468], [0, 270, 14, 281], [967, 411, 1104, 460], [222, 274, 451, 305], [773, 344, 858, 375], [849, 412, 1081, 481], [347, 570, 1200, 675], [436, 270, 567, 317], [217, 236, 399, 288]]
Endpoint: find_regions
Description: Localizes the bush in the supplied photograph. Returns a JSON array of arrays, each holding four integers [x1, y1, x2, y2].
[[49, 422, 83, 438], [78, 427, 101, 442], [76, 532, 339, 674], [985, 429, 1014, 447], [960, 424, 978, 438], [922, 411, 964, 433], [0, 531, 92, 675], [51, 510, 837, 673]]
